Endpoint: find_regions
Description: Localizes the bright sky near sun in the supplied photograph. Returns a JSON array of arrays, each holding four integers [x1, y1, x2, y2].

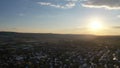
[[0, 0, 120, 35]]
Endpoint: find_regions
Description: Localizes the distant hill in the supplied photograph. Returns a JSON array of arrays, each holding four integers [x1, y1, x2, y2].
[[0, 31, 96, 42], [0, 31, 120, 43], [0, 31, 95, 38]]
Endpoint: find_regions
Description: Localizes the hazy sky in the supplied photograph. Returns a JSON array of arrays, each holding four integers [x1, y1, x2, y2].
[[0, 0, 120, 35]]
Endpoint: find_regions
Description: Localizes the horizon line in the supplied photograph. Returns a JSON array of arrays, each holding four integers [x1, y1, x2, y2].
[[0, 31, 120, 36]]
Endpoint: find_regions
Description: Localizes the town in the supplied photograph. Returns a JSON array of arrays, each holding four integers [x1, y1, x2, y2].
[[0, 32, 120, 68]]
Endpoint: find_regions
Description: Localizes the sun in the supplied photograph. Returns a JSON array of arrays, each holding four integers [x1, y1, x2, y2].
[[90, 21, 102, 30], [88, 18, 103, 32]]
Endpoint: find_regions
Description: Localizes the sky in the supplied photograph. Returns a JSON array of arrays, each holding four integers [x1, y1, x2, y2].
[[0, 0, 120, 35]]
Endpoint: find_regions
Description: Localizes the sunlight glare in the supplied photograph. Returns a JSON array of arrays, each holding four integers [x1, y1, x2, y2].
[[90, 21, 102, 30], [88, 18, 103, 32]]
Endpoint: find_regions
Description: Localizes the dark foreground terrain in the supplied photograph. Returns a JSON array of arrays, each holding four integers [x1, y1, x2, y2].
[[0, 32, 120, 68]]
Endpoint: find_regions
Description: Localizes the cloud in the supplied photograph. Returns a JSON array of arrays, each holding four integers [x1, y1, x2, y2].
[[112, 26, 120, 29], [117, 15, 120, 18], [81, 0, 120, 10], [65, 2, 76, 8], [37, 2, 75, 9], [66, 0, 78, 1], [19, 13, 25, 16]]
